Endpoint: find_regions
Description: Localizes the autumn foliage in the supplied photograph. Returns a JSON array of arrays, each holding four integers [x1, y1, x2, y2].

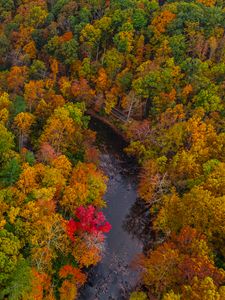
[[0, 0, 225, 299], [67, 205, 111, 242]]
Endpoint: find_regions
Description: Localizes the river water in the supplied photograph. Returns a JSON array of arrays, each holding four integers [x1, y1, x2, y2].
[[78, 119, 151, 300]]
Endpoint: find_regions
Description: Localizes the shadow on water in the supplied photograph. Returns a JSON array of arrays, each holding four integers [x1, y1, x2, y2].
[[122, 198, 153, 253], [78, 118, 152, 300]]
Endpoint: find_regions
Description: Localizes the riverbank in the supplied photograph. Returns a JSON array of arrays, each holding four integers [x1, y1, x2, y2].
[[78, 118, 146, 300], [86, 109, 129, 143]]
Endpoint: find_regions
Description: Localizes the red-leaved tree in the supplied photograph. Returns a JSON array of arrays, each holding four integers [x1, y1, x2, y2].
[[67, 205, 111, 242]]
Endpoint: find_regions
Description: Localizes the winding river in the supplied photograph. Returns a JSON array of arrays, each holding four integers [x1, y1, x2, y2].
[[79, 118, 151, 300]]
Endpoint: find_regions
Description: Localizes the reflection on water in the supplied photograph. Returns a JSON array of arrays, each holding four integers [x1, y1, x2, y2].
[[78, 118, 151, 300], [123, 198, 152, 253]]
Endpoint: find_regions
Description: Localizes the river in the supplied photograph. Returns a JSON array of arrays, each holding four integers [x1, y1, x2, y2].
[[78, 118, 151, 300]]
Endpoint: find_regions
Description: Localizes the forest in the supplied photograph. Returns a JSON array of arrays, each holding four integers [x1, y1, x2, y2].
[[0, 0, 225, 299]]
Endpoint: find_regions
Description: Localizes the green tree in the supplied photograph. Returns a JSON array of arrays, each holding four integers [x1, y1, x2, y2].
[[0, 123, 15, 162], [0, 259, 32, 300], [0, 229, 21, 286], [0, 157, 21, 187]]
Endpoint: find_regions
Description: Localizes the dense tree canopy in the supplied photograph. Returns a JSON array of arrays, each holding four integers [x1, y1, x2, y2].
[[0, 0, 225, 299]]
